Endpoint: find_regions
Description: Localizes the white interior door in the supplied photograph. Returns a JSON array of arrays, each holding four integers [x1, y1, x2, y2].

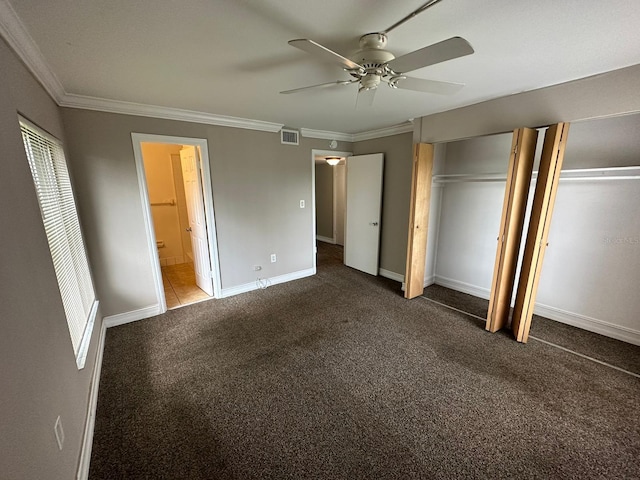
[[180, 146, 214, 296], [345, 153, 384, 275]]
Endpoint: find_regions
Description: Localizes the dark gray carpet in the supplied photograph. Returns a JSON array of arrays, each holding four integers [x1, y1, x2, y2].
[[90, 243, 640, 479], [422, 284, 640, 375]]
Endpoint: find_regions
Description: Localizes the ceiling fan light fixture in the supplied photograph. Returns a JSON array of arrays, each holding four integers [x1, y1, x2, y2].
[[360, 74, 381, 91], [326, 157, 341, 166]]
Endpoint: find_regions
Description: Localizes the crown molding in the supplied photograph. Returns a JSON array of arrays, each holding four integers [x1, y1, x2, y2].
[[59, 94, 284, 133], [0, 0, 65, 102], [352, 122, 414, 142], [299, 128, 353, 142], [61, 95, 413, 139], [301, 122, 414, 143]]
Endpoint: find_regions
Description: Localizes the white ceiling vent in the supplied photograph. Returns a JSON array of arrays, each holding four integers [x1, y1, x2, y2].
[[281, 128, 299, 145]]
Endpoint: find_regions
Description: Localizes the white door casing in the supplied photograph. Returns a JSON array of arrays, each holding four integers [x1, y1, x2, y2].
[[345, 153, 384, 275], [180, 146, 214, 296]]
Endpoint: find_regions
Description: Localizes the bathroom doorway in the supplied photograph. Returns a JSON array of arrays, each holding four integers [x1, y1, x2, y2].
[[132, 134, 221, 311]]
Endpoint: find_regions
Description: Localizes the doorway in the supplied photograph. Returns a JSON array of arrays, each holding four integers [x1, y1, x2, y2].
[[312, 149, 385, 275], [312, 149, 351, 270], [132, 134, 222, 312]]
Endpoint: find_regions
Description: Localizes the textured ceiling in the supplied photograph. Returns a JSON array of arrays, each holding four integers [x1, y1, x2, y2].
[[7, 0, 640, 134]]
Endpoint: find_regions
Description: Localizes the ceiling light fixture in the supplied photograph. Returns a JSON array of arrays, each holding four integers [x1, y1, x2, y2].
[[326, 157, 341, 166]]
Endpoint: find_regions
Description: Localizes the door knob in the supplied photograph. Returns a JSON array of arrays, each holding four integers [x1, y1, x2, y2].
[[186, 227, 192, 232]]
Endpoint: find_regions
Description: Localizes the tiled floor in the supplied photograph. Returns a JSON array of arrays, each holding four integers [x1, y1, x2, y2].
[[161, 262, 210, 309]]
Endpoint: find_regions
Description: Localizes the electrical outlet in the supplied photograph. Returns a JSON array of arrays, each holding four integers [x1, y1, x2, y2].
[[299, 200, 305, 208], [54, 416, 64, 451], [270, 254, 277, 263], [253, 265, 262, 271]]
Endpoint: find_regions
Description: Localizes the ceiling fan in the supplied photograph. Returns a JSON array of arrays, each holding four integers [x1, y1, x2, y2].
[[280, 0, 474, 106]]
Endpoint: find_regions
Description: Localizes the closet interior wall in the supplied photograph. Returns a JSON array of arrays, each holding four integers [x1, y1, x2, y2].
[[430, 132, 538, 299], [427, 113, 640, 345]]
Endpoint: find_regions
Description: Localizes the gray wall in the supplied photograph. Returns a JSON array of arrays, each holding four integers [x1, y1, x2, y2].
[[443, 132, 514, 175], [60, 107, 352, 316], [419, 64, 640, 144], [0, 37, 102, 479], [315, 163, 334, 239], [353, 132, 413, 276], [562, 114, 640, 169]]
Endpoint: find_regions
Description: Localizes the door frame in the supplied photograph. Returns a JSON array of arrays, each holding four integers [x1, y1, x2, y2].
[[311, 149, 352, 271], [132, 133, 222, 311]]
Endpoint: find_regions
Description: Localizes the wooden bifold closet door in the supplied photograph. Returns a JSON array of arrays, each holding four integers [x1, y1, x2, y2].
[[486, 128, 538, 333], [512, 123, 570, 342], [404, 143, 434, 300]]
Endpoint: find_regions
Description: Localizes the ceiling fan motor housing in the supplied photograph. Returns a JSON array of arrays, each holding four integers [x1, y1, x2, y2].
[[359, 33, 388, 50], [352, 33, 396, 66], [351, 33, 396, 90]]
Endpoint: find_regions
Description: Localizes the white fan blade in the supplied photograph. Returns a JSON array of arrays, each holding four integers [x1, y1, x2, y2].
[[394, 77, 465, 95], [388, 37, 474, 74], [280, 80, 356, 95], [355, 88, 376, 109], [288, 39, 364, 71]]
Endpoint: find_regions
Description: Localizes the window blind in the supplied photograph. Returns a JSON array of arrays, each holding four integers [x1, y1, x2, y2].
[[20, 117, 97, 368]]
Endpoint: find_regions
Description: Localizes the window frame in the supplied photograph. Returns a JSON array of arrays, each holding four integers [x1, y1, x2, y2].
[[19, 116, 98, 369]]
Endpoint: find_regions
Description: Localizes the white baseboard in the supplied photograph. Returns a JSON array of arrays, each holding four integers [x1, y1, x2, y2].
[[434, 275, 640, 345], [398, 273, 434, 292], [534, 303, 640, 346], [400, 274, 435, 292], [220, 268, 315, 298], [434, 275, 491, 300], [77, 303, 160, 478], [423, 275, 436, 287], [103, 304, 163, 328], [379, 268, 404, 283], [316, 235, 336, 244], [76, 320, 107, 480]]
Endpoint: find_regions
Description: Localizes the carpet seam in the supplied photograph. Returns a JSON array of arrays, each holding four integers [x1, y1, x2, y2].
[[420, 296, 640, 379]]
